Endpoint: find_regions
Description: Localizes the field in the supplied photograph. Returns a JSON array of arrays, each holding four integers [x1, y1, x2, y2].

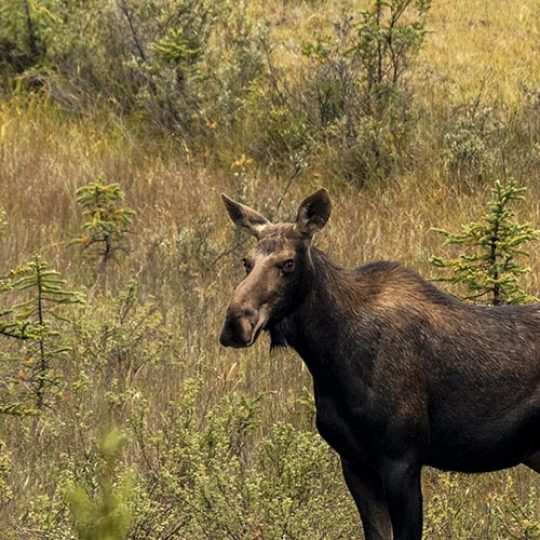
[[0, 0, 539, 538]]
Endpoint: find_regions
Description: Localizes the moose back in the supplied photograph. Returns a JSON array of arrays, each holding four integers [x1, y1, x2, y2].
[[219, 188, 540, 540]]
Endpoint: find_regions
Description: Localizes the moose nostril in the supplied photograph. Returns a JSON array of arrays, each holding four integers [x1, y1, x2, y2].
[[243, 308, 257, 322], [220, 304, 264, 348]]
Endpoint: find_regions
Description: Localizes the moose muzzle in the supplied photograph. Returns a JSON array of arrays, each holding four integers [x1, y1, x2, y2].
[[219, 305, 267, 348]]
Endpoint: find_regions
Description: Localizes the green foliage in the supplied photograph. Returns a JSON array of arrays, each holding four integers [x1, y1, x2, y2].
[[0, 0, 41, 80], [0, 0, 221, 132], [9, 378, 540, 539], [6, 380, 359, 539], [0, 212, 39, 414], [430, 179, 539, 304], [0, 0, 431, 180], [424, 471, 540, 539], [130, 0, 220, 132], [72, 177, 135, 274], [443, 103, 503, 181], [237, 0, 432, 178], [2, 255, 85, 410], [0, 277, 33, 342], [296, 0, 431, 183], [0, 402, 37, 416], [303, 0, 431, 119], [2, 2, 540, 538], [72, 279, 170, 395], [492, 477, 540, 539], [11, 375, 538, 539], [67, 430, 132, 540], [121, 380, 360, 539], [205, 1, 266, 127], [0, 274, 37, 415]]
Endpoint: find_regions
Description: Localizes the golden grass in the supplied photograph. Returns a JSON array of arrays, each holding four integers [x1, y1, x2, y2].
[[1, 0, 540, 537], [422, 0, 540, 104]]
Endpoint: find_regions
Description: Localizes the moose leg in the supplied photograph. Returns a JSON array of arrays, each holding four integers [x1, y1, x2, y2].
[[341, 459, 392, 540], [381, 459, 423, 540], [523, 451, 540, 473]]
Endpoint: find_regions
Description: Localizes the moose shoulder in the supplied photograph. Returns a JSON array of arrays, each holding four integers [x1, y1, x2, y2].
[[219, 188, 540, 540]]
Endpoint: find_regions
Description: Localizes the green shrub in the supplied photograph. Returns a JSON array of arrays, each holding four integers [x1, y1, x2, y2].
[[123, 380, 360, 539], [7, 379, 359, 539], [1, 0, 432, 179], [443, 103, 503, 182], [297, 1, 431, 183]]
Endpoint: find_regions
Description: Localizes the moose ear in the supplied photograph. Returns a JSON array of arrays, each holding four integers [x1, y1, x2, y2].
[[295, 188, 331, 239], [221, 194, 270, 239]]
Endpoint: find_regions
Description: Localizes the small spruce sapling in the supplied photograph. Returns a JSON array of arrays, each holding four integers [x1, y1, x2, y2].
[[9, 254, 85, 410], [72, 176, 135, 280], [430, 179, 539, 305], [0, 210, 36, 415]]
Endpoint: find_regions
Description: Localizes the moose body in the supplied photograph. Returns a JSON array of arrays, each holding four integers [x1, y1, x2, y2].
[[219, 189, 540, 540]]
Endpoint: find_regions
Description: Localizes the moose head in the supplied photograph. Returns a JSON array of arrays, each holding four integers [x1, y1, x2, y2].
[[219, 188, 331, 348]]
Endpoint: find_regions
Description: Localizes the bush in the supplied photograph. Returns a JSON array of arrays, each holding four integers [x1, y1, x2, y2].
[[0, 0, 220, 131], [253, 0, 430, 185], [8, 379, 360, 539], [443, 103, 503, 182]]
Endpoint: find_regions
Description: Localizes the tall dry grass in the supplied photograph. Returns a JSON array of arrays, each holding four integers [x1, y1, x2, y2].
[[1, 0, 539, 538]]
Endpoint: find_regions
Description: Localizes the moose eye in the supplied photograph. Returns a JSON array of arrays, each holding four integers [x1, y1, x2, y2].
[[242, 258, 253, 274], [281, 259, 295, 274]]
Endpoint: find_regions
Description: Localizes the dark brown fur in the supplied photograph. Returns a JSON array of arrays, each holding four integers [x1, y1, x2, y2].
[[220, 189, 540, 540]]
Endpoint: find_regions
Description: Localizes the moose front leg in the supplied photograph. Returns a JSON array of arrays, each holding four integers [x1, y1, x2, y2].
[[341, 459, 392, 540], [381, 458, 423, 540]]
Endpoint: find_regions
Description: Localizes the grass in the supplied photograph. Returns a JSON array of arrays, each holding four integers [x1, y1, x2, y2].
[[0, 0, 539, 538]]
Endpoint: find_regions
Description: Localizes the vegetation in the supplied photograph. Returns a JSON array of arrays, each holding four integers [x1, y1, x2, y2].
[[0, 0, 539, 538], [430, 179, 540, 305], [67, 430, 132, 540], [72, 177, 136, 284], [1, 255, 84, 414]]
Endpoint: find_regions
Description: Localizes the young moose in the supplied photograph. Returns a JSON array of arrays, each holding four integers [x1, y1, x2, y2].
[[219, 189, 540, 540]]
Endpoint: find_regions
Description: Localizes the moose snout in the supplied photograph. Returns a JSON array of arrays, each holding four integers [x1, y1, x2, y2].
[[219, 306, 260, 348]]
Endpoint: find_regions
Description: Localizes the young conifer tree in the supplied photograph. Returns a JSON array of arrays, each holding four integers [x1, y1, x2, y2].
[[430, 179, 539, 305], [0, 288, 39, 415], [72, 176, 135, 279], [0, 213, 41, 414], [9, 255, 85, 410]]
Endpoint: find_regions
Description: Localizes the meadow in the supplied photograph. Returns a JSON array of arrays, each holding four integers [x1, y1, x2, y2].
[[0, 0, 539, 538]]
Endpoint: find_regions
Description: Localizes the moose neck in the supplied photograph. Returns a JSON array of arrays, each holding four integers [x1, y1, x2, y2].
[[270, 247, 366, 376]]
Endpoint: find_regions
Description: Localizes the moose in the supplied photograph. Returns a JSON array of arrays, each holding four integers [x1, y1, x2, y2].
[[219, 188, 540, 540]]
